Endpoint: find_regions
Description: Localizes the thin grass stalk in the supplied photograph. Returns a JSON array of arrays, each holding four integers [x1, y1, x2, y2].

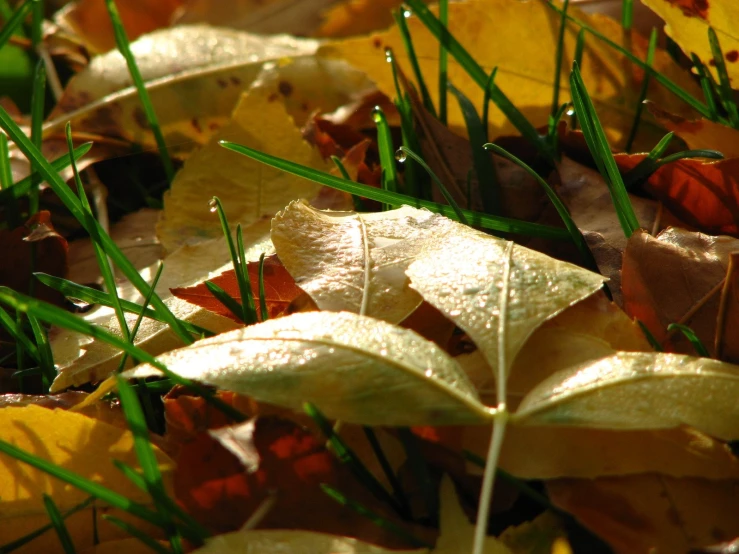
[[103, 0, 174, 181], [707, 27, 739, 127], [393, 8, 436, 117], [29, 59, 45, 215], [691, 53, 719, 120], [438, 0, 448, 125], [624, 28, 657, 152], [42, 495, 76, 554], [102, 515, 173, 554], [667, 323, 710, 357], [551, 0, 570, 118], [0, 0, 36, 51]]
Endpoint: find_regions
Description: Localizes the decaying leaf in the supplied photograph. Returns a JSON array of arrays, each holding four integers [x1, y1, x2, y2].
[[45, 26, 319, 157], [171, 254, 304, 322], [0, 405, 173, 553], [320, 0, 699, 148], [621, 227, 739, 356], [648, 103, 739, 158], [716, 253, 739, 363], [548, 475, 739, 553], [271, 200, 445, 323], [406, 216, 606, 380], [642, 0, 739, 89], [514, 351, 739, 441], [315, 0, 425, 38], [125, 310, 491, 426], [615, 154, 739, 236]]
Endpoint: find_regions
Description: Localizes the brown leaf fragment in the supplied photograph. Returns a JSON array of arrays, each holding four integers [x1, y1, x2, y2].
[[622, 228, 739, 356], [715, 253, 739, 363], [208, 418, 260, 473], [547, 475, 739, 554]]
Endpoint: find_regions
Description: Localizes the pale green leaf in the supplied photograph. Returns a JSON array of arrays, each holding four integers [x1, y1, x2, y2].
[[514, 352, 739, 441], [125, 311, 492, 426]]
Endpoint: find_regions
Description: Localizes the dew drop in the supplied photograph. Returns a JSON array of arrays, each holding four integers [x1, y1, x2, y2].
[[372, 105, 383, 123], [208, 198, 218, 213], [384, 47, 394, 63], [402, 6, 412, 18], [395, 148, 407, 163], [566, 108, 575, 116]]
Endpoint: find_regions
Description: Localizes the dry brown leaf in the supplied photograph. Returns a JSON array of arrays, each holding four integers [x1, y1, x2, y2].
[[716, 253, 739, 364], [315, 0, 428, 38], [622, 227, 739, 356], [547, 475, 739, 553]]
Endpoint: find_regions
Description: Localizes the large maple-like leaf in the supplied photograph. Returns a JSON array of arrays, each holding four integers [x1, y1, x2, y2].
[[170, 254, 304, 323]]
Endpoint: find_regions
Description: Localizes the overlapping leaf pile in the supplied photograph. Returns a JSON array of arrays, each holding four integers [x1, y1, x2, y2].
[[2, 0, 739, 553]]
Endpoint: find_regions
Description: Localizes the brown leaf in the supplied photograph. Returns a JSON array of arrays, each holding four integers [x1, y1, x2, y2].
[[615, 154, 739, 237], [170, 254, 304, 323], [621, 228, 739, 356], [547, 475, 739, 553], [715, 253, 739, 363]]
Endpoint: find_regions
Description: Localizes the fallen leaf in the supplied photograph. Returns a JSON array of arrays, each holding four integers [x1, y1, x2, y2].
[[621, 227, 739, 355], [125, 310, 490, 426], [320, 0, 699, 149], [406, 214, 606, 381], [45, 26, 319, 157], [547, 475, 739, 553], [0, 405, 173, 553], [498, 511, 567, 554], [54, 0, 184, 54], [156, 88, 327, 253], [514, 351, 739, 441], [642, 0, 739, 89], [716, 253, 739, 363], [648, 103, 739, 158], [315, 0, 425, 38], [615, 154, 739, 236], [78, 538, 170, 554], [189, 529, 423, 554], [171, 254, 304, 322]]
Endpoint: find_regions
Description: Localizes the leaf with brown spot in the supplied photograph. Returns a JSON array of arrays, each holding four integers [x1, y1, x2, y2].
[[621, 227, 739, 356], [170, 254, 305, 323], [648, 103, 739, 158], [615, 154, 739, 236], [547, 475, 739, 553]]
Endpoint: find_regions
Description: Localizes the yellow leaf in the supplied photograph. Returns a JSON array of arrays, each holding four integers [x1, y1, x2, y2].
[[315, 0, 424, 38], [642, 0, 739, 89], [648, 103, 739, 157], [0, 405, 174, 553], [320, 0, 700, 149]]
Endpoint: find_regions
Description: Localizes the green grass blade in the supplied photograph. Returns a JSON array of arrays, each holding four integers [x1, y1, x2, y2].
[[103, 0, 174, 182], [548, 2, 715, 121], [204, 280, 246, 323], [321, 484, 431, 548], [552, 0, 570, 118], [362, 427, 411, 519], [624, 147, 723, 189], [34, 273, 214, 337], [236, 224, 258, 320], [0, 497, 93, 553], [372, 107, 399, 202], [330, 155, 365, 211], [396, 145, 467, 224], [690, 54, 720, 120], [30, 0, 41, 46], [0, 287, 245, 421], [393, 9, 436, 117], [404, 0, 554, 163], [0, 132, 11, 189], [257, 252, 268, 322], [0, 0, 36, 51], [0, 304, 39, 362], [548, 102, 568, 152], [29, 58, 46, 215], [570, 29, 586, 130], [624, 28, 657, 152], [396, 427, 437, 525], [102, 515, 173, 554], [570, 63, 639, 237], [220, 141, 570, 239], [438, 0, 448, 125], [621, 0, 633, 31], [707, 27, 739, 127], [483, 142, 600, 271], [0, 109, 193, 345], [481, 67, 498, 143], [448, 83, 500, 215], [42, 494, 76, 554], [637, 320, 663, 351], [667, 323, 710, 357], [304, 402, 403, 515], [27, 314, 55, 390]]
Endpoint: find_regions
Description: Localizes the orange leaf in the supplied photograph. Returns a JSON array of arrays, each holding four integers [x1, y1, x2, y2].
[[648, 103, 739, 158], [170, 254, 304, 323]]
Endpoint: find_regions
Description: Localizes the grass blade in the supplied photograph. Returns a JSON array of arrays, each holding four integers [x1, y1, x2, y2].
[[42, 494, 76, 554], [396, 428, 437, 525], [667, 323, 710, 357], [372, 106, 399, 204], [637, 320, 663, 351], [552, 0, 570, 118], [321, 484, 431, 548], [103, 515, 173, 554], [624, 147, 724, 189], [103, 0, 174, 181], [448, 83, 500, 215], [624, 28, 657, 153], [0, 0, 36, 52], [0, 304, 39, 362], [27, 314, 55, 390], [29, 58, 45, 215], [483, 142, 599, 271], [0, 108, 193, 344], [34, 273, 213, 337], [257, 252, 268, 322], [690, 53, 720, 120], [403, 0, 554, 163], [362, 427, 411, 518], [570, 63, 639, 237], [480, 68, 498, 143], [392, 8, 436, 117], [437, 0, 448, 125], [204, 280, 246, 323], [707, 27, 739, 127], [570, 28, 586, 130], [621, 0, 633, 31], [220, 140, 571, 239]]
